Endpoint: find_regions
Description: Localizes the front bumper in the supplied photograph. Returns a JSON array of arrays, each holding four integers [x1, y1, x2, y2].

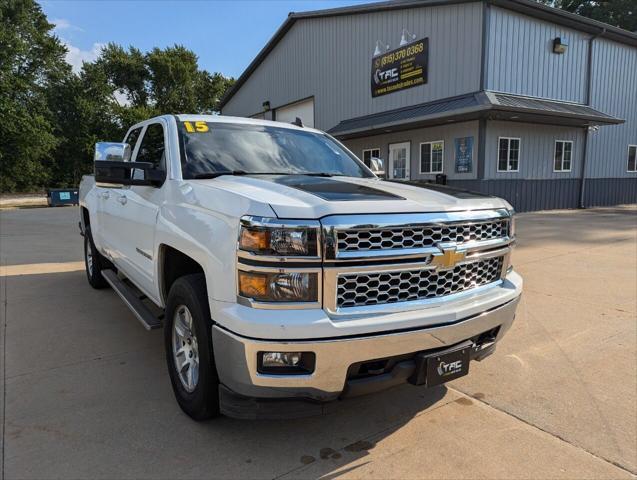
[[212, 293, 521, 417]]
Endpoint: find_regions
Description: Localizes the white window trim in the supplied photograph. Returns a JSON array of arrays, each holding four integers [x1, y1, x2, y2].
[[627, 145, 637, 173], [419, 140, 445, 174], [362, 147, 381, 160], [553, 140, 574, 173], [497, 137, 521, 173]]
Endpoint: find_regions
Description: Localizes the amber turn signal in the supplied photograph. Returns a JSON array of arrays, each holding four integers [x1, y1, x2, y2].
[[238, 270, 318, 303], [239, 228, 270, 252], [238, 271, 268, 299]]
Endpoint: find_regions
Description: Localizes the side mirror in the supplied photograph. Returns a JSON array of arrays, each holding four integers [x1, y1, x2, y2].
[[94, 142, 131, 163], [94, 142, 163, 186], [369, 157, 386, 177]]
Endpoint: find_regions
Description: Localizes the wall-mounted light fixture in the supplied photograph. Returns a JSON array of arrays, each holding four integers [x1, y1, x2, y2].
[[400, 28, 417, 46], [553, 37, 568, 54], [262, 100, 271, 111], [373, 40, 390, 57]]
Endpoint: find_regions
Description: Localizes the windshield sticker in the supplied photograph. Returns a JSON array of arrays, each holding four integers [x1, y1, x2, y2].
[[183, 121, 209, 133]]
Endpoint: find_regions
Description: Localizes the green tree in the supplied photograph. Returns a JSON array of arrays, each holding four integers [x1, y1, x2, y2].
[[46, 63, 123, 187], [95, 43, 233, 114], [0, 0, 70, 192], [46, 44, 234, 188], [1, 2, 233, 193], [538, 0, 636, 32]]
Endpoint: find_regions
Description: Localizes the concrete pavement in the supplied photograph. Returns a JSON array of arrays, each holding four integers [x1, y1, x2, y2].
[[0, 206, 635, 479]]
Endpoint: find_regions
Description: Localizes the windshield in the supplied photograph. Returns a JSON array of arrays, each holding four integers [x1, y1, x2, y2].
[[177, 121, 373, 179]]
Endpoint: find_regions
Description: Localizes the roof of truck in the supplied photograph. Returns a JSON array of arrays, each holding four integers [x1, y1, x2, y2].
[[175, 114, 324, 134]]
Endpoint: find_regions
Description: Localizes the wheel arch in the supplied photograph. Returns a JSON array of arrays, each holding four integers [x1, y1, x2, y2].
[[158, 244, 209, 305], [80, 206, 90, 231]]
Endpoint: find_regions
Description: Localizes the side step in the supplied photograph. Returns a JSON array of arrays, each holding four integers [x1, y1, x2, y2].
[[101, 270, 162, 330]]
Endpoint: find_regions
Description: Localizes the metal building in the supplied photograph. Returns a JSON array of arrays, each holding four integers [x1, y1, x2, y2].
[[219, 0, 637, 211]]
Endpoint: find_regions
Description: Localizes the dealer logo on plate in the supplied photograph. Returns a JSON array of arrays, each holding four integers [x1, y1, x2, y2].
[[437, 360, 463, 377]]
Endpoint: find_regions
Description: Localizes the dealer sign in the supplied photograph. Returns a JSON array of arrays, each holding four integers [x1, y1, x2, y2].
[[371, 38, 428, 98]]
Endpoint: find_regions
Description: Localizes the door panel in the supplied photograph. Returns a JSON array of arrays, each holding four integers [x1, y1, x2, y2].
[[98, 126, 144, 261], [113, 185, 160, 296], [107, 123, 165, 297], [388, 142, 411, 179]]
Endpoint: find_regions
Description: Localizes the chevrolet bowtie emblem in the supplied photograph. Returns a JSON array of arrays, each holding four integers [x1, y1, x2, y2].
[[430, 244, 466, 270]]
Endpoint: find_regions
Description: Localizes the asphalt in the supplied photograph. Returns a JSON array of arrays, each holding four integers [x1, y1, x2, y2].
[[0, 206, 635, 479]]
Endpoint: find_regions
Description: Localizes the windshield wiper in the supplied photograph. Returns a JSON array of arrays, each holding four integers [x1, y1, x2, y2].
[[296, 172, 349, 177], [192, 171, 347, 179], [191, 170, 248, 179]]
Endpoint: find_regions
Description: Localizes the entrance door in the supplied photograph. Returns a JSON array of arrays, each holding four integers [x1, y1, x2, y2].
[[388, 142, 410, 179]]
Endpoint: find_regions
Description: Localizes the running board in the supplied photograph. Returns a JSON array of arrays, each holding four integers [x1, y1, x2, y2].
[[101, 270, 162, 330]]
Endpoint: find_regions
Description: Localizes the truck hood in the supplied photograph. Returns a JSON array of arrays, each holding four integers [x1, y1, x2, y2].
[[194, 175, 511, 218]]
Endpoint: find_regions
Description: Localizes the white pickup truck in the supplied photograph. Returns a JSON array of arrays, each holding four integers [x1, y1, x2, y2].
[[79, 114, 522, 420]]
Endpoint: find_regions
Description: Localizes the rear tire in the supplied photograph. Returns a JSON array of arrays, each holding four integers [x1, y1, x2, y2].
[[165, 274, 220, 420], [84, 227, 109, 289]]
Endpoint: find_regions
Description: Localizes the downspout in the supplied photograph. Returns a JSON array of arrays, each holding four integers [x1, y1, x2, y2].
[[477, 0, 490, 183], [579, 28, 605, 208]]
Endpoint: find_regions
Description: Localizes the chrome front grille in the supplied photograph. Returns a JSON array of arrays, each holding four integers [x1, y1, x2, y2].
[[336, 256, 504, 309], [336, 219, 509, 253]]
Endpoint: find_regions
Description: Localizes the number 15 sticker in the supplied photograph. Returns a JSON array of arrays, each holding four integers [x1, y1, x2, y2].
[[183, 121, 209, 133]]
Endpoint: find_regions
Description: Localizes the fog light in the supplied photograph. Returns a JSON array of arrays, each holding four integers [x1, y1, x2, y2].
[[263, 352, 301, 367], [258, 351, 316, 375]]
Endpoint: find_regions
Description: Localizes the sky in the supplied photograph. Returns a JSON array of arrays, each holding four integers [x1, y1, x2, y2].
[[40, 0, 376, 77]]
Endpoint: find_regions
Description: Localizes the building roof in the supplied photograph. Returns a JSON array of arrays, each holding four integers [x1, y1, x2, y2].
[[327, 91, 624, 138], [219, 0, 637, 110]]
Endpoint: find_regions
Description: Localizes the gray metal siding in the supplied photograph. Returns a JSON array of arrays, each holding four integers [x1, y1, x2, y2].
[[222, 3, 483, 131], [449, 178, 581, 211], [484, 120, 585, 180], [583, 178, 637, 206], [586, 38, 637, 179], [343, 121, 480, 180], [486, 6, 589, 103], [449, 178, 636, 211]]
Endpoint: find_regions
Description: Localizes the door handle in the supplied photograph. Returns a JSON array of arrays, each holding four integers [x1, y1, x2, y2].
[[117, 195, 127, 205], [101, 191, 110, 200]]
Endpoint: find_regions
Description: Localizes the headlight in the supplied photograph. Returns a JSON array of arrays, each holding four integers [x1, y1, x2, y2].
[[238, 270, 319, 303], [239, 218, 319, 257]]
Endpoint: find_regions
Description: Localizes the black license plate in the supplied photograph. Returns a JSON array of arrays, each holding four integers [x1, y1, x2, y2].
[[424, 343, 471, 387]]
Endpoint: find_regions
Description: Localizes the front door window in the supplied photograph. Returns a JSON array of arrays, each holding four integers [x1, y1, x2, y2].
[[389, 142, 410, 179]]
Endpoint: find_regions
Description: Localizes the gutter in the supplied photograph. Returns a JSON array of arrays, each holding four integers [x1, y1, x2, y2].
[[579, 27, 606, 209]]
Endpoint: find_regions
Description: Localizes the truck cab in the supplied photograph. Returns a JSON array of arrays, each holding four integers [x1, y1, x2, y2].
[[79, 114, 522, 420]]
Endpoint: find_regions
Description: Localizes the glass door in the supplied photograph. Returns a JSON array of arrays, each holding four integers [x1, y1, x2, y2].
[[388, 142, 411, 179]]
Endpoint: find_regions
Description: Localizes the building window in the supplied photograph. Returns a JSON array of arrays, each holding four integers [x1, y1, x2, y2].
[[497, 137, 520, 172], [628, 145, 637, 172], [554, 140, 573, 172], [362, 148, 381, 168], [420, 141, 444, 174]]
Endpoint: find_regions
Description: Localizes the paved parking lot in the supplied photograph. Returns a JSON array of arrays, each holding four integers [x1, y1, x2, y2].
[[1, 206, 635, 479]]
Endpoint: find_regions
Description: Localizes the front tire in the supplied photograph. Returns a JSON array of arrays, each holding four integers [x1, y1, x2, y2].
[[165, 274, 220, 420], [84, 227, 109, 289]]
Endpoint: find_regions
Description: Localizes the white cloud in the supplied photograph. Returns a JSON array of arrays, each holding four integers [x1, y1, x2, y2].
[[51, 18, 83, 32], [50, 18, 99, 73], [63, 41, 104, 73]]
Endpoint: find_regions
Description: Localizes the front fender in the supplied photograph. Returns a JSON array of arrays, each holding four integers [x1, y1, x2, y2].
[[153, 180, 275, 312]]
